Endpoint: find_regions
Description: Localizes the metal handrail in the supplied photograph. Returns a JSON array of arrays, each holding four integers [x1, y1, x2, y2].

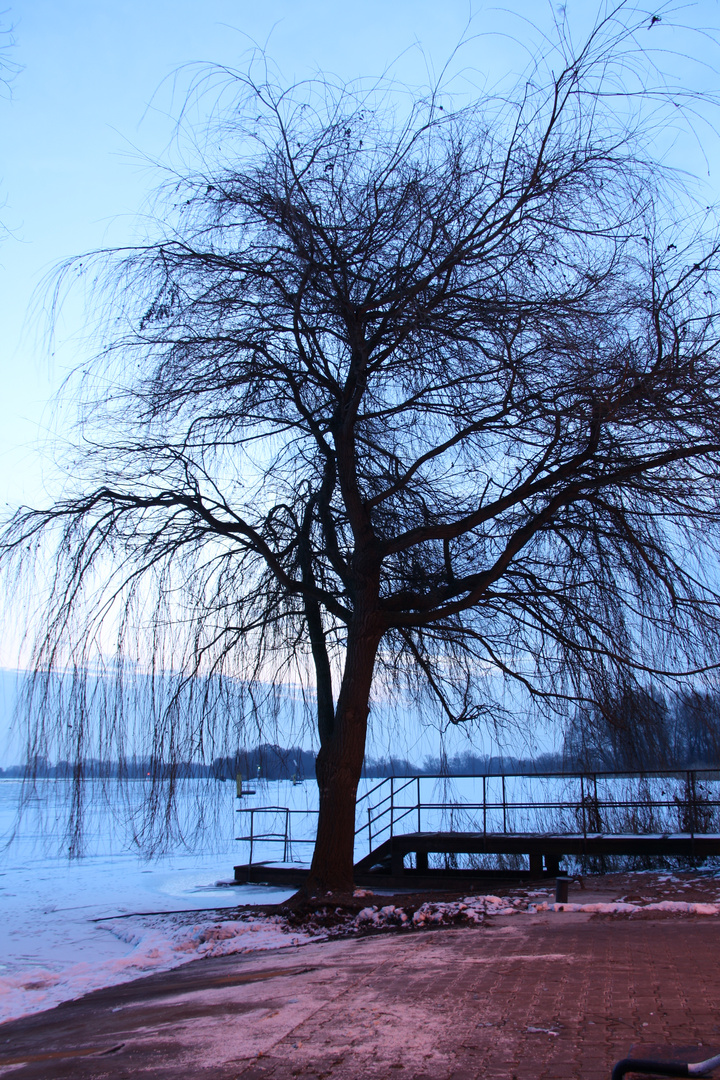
[[235, 768, 720, 869], [355, 774, 418, 805], [355, 776, 394, 805], [353, 769, 719, 843], [356, 798, 720, 815], [234, 806, 317, 865], [358, 767, 720, 779]]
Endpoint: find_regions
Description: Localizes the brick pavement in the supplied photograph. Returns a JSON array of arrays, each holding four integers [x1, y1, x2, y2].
[[1, 911, 719, 1079]]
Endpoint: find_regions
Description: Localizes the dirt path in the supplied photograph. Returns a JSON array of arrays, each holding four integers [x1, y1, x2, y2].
[[2, 874, 720, 1079]]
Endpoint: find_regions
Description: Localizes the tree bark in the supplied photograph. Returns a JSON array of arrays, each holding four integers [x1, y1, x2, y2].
[[307, 611, 382, 893]]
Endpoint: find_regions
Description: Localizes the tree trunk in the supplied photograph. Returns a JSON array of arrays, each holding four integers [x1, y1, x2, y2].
[[307, 612, 382, 893]]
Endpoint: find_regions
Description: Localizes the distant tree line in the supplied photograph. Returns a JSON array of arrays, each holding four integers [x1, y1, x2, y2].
[[563, 689, 720, 771], [3, 689, 719, 780], [361, 751, 565, 777], [0, 745, 317, 781], [0, 746, 564, 780]]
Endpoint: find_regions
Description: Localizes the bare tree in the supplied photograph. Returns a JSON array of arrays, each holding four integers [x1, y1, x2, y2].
[[0, 13, 20, 241], [6, 6, 720, 890], [0, 13, 18, 88]]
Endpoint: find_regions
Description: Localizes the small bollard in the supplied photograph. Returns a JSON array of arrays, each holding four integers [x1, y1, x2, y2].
[[555, 874, 570, 904]]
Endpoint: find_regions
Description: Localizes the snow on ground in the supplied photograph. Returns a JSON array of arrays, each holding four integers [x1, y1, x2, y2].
[[0, 848, 302, 1023], [0, 779, 298, 1024], [0, 901, 317, 1024], [355, 891, 720, 927], [3, 778, 720, 1027]]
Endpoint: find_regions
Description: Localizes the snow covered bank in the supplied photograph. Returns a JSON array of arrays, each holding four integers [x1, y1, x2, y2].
[[533, 899, 720, 915], [0, 908, 315, 1024], [0, 891, 528, 1022], [0, 779, 298, 1024], [4, 880, 720, 1025]]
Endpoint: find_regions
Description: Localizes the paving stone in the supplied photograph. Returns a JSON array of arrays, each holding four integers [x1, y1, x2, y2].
[[1, 913, 720, 1078]]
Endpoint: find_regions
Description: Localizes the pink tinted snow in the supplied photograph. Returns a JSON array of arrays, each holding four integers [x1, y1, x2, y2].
[[1, 891, 719, 1026], [0, 915, 314, 1025]]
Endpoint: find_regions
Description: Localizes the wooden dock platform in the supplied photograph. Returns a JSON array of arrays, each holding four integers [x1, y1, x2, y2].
[[233, 829, 720, 890], [232, 860, 536, 890], [354, 830, 720, 878]]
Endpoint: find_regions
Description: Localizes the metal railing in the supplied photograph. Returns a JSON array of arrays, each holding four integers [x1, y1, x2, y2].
[[235, 768, 720, 869], [234, 806, 311, 866], [353, 769, 720, 855]]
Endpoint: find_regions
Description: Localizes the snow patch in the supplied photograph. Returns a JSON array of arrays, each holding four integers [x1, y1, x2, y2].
[[528, 900, 720, 915], [0, 912, 314, 1024]]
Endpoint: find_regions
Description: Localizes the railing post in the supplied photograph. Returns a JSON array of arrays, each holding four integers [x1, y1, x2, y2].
[[284, 808, 289, 862], [483, 775, 487, 835], [502, 773, 507, 834], [689, 770, 696, 865], [581, 774, 587, 840], [368, 806, 372, 853], [417, 776, 421, 833], [249, 809, 254, 870], [390, 777, 394, 839]]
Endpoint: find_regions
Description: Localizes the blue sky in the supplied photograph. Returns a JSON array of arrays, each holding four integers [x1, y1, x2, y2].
[[0, 0, 546, 761], [3, 0, 717, 508], [1, 1, 719, 761], [0, 0, 550, 508]]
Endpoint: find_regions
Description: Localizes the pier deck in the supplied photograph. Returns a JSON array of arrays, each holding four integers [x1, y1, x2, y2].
[[233, 829, 720, 888]]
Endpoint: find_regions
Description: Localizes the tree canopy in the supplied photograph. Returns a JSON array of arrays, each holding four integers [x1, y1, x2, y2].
[[6, 5, 720, 889]]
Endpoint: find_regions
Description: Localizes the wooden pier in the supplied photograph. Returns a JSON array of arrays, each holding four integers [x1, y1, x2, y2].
[[234, 828, 720, 890], [233, 769, 720, 889]]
